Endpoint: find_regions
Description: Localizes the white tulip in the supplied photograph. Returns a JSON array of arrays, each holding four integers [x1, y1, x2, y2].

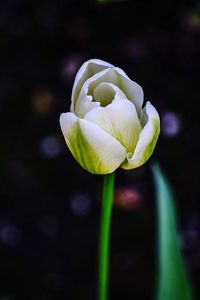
[[60, 59, 160, 174]]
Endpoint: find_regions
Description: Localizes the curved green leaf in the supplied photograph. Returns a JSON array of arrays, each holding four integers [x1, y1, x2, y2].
[[152, 163, 193, 300]]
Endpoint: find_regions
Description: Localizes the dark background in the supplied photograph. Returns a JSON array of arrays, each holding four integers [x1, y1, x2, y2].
[[0, 0, 200, 299]]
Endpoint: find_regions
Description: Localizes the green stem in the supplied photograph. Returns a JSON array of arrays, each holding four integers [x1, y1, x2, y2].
[[98, 172, 115, 300]]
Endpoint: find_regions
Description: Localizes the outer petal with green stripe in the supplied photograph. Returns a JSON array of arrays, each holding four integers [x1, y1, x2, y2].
[[60, 59, 160, 174]]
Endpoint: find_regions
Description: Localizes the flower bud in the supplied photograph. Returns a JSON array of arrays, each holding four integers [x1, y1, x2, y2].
[[60, 59, 160, 174]]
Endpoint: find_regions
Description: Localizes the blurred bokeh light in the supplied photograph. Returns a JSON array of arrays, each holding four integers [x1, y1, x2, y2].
[[161, 111, 182, 137]]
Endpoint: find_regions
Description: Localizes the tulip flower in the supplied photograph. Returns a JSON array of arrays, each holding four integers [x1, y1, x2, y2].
[[60, 59, 160, 174], [60, 59, 160, 300]]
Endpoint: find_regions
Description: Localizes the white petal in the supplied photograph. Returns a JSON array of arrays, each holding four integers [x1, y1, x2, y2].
[[71, 60, 144, 119], [74, 68, 117, 117], [60, 112, 126, 174], [93, 82, 127, 106], [73, 93, 100, 119], [84, 99, 142, 154], [121, 101, 160, 170], [71, 59, 113, 113], [114, 67, 144, 117]]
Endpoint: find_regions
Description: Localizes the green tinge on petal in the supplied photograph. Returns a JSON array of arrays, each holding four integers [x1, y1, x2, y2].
[[121, 101, 160, 170], [60, 112, 127, 174], [84, 99, 142, 154]]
